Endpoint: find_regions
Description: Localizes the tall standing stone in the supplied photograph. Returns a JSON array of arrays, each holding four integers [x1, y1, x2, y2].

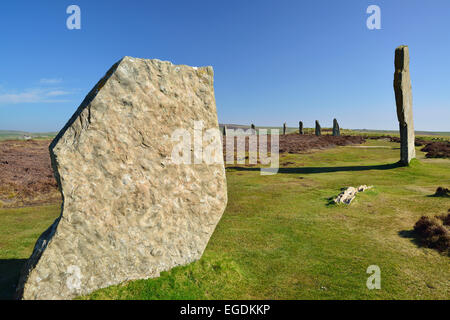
[[393, 45, 415, 165], [315, 120, 321, 136], [250, 123, 256, 134], [283, 122, 287, 135], [332, 118, 340, 136], [299, 121, 304, 135], [223, 125, 227, 136], [16, 57, 227, 299]]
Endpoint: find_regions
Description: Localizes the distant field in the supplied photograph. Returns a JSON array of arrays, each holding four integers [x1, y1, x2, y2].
[[352, 129, 450, 138], [218, 124, 450, 138], [1, 128, 448, 140], [0, 130, 56, 141]]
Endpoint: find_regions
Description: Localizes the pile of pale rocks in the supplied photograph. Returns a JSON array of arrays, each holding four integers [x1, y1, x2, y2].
[[334, 185, 373, 205]]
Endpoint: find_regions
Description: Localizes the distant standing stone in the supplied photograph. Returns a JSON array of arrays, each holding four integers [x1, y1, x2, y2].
[[299, 121, 304, 135], [250, 123, 256, 134], [223, 125, 227, 136], [315, 120, 321, 136], [283, 122, 287, 135], [393, 45, 415, 165], [332, 118, 340, 136]]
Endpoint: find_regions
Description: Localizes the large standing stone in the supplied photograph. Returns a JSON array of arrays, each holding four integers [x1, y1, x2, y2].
[[299, 121, 304, 135], [315, 120, 321, 136], [393, 45, 415, 165], [283, 122, 287, 135], [332, 118, 340, 136], [16, 57, 227, 299]]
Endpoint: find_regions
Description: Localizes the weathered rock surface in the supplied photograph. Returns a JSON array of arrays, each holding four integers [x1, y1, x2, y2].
[[16, 57, 227, 300], [334, 185, 373, 204], [315, 120, 321, 136], [332, 118, 340, 136], [393, 45, 415, 165], [299, 121, 304, 135]]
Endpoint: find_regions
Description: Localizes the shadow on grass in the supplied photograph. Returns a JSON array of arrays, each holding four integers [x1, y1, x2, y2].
[[0, 259, 26, 300], [325, 196, 337, 206], [227, 162, 403, 174], [426, 187, 449, 198], [398, 230, 423, 248]]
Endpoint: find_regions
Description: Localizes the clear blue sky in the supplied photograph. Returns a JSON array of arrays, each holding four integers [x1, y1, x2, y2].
[[0, 0, 449, 132]]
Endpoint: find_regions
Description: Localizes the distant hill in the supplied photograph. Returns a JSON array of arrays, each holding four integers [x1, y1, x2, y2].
[[352, 129, 450, 137]]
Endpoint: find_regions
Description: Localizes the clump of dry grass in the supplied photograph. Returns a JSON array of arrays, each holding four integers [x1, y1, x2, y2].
[[414, 210, 450, 255], [437, 211, 450, 226], [421, 141, 450, 158]]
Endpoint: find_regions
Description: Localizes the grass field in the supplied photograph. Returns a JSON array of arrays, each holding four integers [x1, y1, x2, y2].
[[0, 138, 449, 299], [0, 205, 60, 299]]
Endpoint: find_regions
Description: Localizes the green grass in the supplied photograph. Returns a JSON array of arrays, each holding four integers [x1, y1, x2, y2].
[[0, 204, 60, 299], [1, 140, 449, 300]]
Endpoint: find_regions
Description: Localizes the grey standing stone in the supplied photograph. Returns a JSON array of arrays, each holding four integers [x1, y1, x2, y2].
[[223, 125, 227, 136], [332, 118, 340, 136], [315, 120, 321, 136], [299, 121, 304, 135], [283, 122, 287, 135], [16, 57, 227, 300], [393, 45, 415, 165]]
